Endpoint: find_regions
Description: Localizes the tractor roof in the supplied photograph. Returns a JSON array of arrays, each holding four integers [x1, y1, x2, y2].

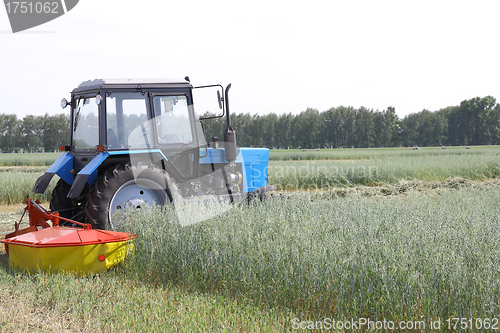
[[72, 78, 192, 93]]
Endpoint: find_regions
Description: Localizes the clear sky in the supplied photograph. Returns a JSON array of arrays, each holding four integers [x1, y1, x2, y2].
[[1, 0, 499, 119]]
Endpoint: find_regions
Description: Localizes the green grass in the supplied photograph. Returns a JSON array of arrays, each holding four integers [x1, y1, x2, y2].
[[0, 153, 59, 166], [0, 206, 292, 332], [0, 146, 497, 165], [0, 267, 291, 332], [0, 167, 56, 205], [4, 187, 500, 331], [269, 146, 500, 161], [2, 147, 500, 204], [2, 148, 500, 331], [120, 187, 500, 325], [268, 147, 500, 190]]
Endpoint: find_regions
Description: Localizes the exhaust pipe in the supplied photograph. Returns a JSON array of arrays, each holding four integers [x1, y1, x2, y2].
[[223, 83, 237, 162]]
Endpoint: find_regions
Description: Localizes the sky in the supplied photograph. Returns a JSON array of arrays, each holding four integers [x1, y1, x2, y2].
[[1, 0, 500, 119]]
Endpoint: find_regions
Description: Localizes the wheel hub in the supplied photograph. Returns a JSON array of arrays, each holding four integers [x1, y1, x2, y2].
[[109, 179, 167, 228]]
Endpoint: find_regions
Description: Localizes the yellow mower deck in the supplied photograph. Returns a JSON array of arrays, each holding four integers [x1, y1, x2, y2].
[[1, 198, 138, 275]]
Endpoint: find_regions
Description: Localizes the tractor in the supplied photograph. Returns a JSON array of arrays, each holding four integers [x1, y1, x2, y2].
[[33, 78, 275, 229]]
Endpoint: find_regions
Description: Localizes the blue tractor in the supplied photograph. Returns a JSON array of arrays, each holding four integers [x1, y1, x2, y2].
[[33, 78, 275, 229]]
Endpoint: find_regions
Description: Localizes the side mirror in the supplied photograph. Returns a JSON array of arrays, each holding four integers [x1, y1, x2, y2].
[[217, 90, 222, 110], [194, 84, 225, 120]]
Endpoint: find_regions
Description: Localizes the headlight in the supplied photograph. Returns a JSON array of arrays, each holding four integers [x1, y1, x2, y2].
[[228, 172, 242, 184], [96, 94, 103, 105], [60, 98, 69, 109]]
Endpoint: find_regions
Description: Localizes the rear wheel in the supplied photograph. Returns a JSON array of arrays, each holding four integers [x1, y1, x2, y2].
[[85, 163, 177, 230]]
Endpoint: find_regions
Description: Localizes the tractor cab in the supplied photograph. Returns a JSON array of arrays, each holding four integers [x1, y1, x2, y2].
[[67, 79, 203, 179], [33, 78, 274, 229]]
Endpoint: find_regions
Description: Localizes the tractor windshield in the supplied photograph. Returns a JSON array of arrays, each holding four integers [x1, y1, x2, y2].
[[73, 97, 99, 151]]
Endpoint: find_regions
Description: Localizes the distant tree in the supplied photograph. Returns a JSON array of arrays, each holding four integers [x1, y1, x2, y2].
[[262, 113, 278, 149], [292, 108, 321, 149], [354, 107, 375, 148], [232, 113, 253, 147], [374, 106, 398, 147], [42, 113, 70, 152], [21, 115, 44, 152], [276, 113, 294, 149], [0, 114, 21, 153], [443, 106, 462, 145]]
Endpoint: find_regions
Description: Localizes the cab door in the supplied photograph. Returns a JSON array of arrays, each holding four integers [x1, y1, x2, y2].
[[151, 93, 199, 182]]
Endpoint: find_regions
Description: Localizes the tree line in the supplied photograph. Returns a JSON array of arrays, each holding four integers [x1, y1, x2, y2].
[[203, 95, 500, 149], [1, 95, 499, 153], [0, 114, 69, 153]]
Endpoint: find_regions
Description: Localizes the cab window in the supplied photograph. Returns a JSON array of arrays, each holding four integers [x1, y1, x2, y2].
[[153, 95, 193, 144], [73, 97, 99, 151], [106, 92, 153, 149]]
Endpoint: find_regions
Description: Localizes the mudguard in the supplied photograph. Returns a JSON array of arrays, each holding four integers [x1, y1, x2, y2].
[[33, 152, 73, 194], [67, 152, 109, 198], [67, 149, 168, 198]]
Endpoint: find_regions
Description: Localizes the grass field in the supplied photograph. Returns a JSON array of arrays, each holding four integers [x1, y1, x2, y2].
[[0, 153, 59, 166], [2, 147, 500, 204], [269, 146, 500, 161], [269, 152, 500, 190], [125, 188, 500, 323], [0, 265, 291, 332], [1, 147, 500, 332], [269, 146, 500, 190], [0, 167, 56, 204]]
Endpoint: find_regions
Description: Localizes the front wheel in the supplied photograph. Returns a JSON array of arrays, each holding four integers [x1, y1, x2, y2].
[[84, 163, 177, 230]]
